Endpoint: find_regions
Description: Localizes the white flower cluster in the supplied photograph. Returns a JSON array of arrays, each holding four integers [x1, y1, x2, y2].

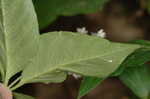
[[76, 27, 106, 38], [97, 29, 106, 38], [76, 27, 88, 34]]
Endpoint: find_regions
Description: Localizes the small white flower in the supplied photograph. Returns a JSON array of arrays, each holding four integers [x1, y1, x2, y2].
[[97, 29, 106, 38], [76, 27, 88, 34], [76, 27, 106, 38], [68, 72, 81, 79], [72, 73, 81, 79]]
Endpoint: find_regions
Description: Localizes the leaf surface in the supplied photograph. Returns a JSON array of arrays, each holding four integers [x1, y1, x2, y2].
[[21, 31, 140, 84], [112, 40, 150, 76], [27, 70, 67, 84], [33, 0, 109, 29], [120, 48, 150, 67], [119, 65, 150, 99], [0, 0, 39, 83], [78, 77, 104, 99], [131, 40, 150, 47], [77, 40, 150, 99]]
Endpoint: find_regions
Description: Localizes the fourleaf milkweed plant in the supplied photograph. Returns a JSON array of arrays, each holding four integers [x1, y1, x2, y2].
[[0, 0, 150, 99]]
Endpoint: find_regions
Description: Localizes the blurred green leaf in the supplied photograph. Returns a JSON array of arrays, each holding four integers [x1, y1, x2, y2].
[[131, 40, 150, 47], [111, 48, 150, 76], [112, 40, 150, 76], [120, 48, 150, 67], [33, 0, 110, 29], [111, 65, 125, 76], [119, 65, 150, 99], [78, 77, 104, 99]]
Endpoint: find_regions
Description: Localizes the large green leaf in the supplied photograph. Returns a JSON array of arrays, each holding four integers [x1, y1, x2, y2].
[[78, 77, 104, 99], [78, 40, 150, 99], [13, 93, 34, 99], [131, 40, 150, 47], [120, 48, 150, 67], [26, 70, 67, 84], [77, 49, 148, 99], [0, 0, 39, 84], [33, 0, 109, 29], [112, 40, 150, 76], [110, 48, 150, 77], [18, 31, 139, 86], [119, 65, 150, 99]]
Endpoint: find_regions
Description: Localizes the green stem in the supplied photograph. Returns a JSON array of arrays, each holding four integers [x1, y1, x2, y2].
[[0, 69, 5, 82], [10, 82, 24, 91], [4, 78, 9, 87], [8, 77, 21, 88]]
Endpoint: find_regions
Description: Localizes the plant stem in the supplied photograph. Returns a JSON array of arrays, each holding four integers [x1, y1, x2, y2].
[[8, 77, 21, 88], [10, 82, 24, 91], [0, 69, 5, 82], [4, 76, 9, 87]]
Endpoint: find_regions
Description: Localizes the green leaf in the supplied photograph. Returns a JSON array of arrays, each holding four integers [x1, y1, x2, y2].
[[0, 0, 39, 84], [112, 40, 150, 76], [111, 65, 125, 76], [78, 77, 104, 99], [26, 70, 67, 84], [131, 40, 150, 47], [33, 0, 109, 29], [110, 48, 150, 76], [119, 65, 150, 99], [120, 48, 150, 68], [77, 40, 150, 99], [13, 93, 34, 99], [19, 31, 140, 85]]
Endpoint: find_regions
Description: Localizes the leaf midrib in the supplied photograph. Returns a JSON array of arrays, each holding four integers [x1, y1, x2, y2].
[[22, 46, 137, 83]]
